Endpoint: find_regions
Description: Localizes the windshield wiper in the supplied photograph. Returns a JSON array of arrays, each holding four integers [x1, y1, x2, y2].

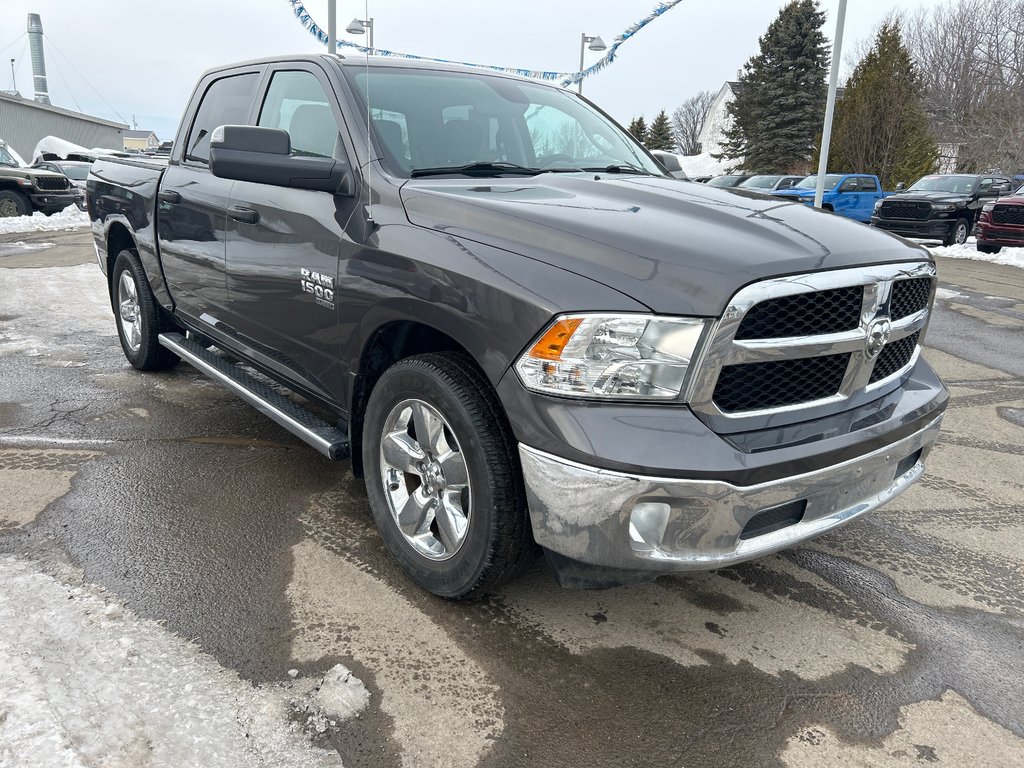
[[410, 162, 543, 178], [582, 163, 653, 175]]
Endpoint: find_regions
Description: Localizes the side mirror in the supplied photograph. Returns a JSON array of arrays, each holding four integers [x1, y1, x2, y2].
[[209, 125, 354, 196], [895, 182, 905, 191]]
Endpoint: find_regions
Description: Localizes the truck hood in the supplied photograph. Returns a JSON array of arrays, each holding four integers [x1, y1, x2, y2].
[[400, 174, 928, 315], [884, 191, 970, 204], [771, 188, 818, 198], [0, 165, 66, 182]]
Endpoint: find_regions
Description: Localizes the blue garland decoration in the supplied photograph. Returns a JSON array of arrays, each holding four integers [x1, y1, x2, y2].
[[287, 0, 684, 87]]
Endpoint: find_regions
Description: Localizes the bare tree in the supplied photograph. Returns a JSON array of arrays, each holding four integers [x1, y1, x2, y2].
[[905, 0, 1024, 172], [670, 90, 715, 156]]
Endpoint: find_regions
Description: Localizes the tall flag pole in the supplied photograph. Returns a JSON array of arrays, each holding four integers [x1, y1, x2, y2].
[[815, 0, 848, 209]]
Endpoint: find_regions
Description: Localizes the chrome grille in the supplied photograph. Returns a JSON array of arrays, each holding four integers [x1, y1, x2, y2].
[[889, 277, 934, 320], [735, 286, 862, 340], [880, 200, 930, 220], [869, 332, 920, 384], [689, 262, 935, 427], [992, 205, 1024, 226], [34, 175, 70, 191], [713, 353, 851, 412]]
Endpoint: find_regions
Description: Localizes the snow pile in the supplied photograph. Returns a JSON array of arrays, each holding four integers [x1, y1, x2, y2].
[[677, 151, 734, 178], [0, 556, 341, 768], [928, 241, 1024, 269], [313, 664, 370, 721], [0, 207, 89, 234]]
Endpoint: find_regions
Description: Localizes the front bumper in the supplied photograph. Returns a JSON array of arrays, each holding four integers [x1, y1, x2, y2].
[[520, 415, 942, 572], [977, 223, 1024, 247], [871, 216, 955, 239], [28, 190, 78, 211]]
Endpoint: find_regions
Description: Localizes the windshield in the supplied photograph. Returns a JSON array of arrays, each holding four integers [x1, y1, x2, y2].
[[907, 175, 978, 194], [59, 164, 90, 180], [351, 67, 662, 178], [739, 175, 782, 189], [0, 147, 19, 168], [795, 174, 842, 190]]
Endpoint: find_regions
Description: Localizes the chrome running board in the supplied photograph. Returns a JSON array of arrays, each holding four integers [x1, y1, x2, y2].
[[158, 332, 349, 460]]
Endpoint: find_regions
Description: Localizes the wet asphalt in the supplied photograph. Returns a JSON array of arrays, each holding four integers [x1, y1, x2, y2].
[[1, 228, 1023, 767]]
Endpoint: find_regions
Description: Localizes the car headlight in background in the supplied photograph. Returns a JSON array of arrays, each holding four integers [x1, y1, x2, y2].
[[515, 314, 707, 400], [873, 199, 884, 211], [982, 202, 996, 213], [931, 202, 956, 211]]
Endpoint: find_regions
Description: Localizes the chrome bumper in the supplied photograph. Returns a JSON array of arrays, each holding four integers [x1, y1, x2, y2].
[[519, 416, 942, 571]]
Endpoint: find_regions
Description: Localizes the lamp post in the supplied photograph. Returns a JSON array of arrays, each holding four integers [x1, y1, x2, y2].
[[578, 33, 607, 95], [814, 0, 848, 209], [347, 17, 375, 50], [327, 0, 336, 53]]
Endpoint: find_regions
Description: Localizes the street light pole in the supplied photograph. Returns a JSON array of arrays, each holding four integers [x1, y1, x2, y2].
[[327, 0, 336, 54], [577, 33, 607, 95], [814, 0, 847, 209]]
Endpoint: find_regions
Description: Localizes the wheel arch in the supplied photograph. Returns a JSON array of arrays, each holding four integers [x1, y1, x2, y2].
[[349, 320, 486, 478]]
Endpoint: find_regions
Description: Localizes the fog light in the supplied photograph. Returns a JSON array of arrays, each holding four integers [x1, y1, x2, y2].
[[629, 502, 671, 551]]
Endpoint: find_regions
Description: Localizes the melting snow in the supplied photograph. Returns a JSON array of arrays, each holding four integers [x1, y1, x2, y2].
[[0, 207, 89, 234], [924, 238, 1024, 269], [0, 556, 342, 768]]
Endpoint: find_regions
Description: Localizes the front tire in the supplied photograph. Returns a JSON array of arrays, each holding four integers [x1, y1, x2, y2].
[[0, 190, 30, 218], [977, 243, 1002, 254], [362, 353, 535, 599], [112, 249, 179, 371], [944, 217, 970, 246]]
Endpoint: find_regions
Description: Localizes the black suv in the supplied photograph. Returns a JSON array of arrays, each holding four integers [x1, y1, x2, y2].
[[871, 173, 1013, 246], [0, 141, 79, 217]]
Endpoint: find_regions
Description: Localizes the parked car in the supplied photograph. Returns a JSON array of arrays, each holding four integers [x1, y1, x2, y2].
[[32, 159, 91, 210], [0, 141, 79, 217], [772, 174, 889, 222], [871, 173, 1013, 246], [87, 54, 946, 598], [975, 185, 1024, 254], [737, 174, 804, 193], [649, 150, 688, 180], [692, 175, 712, 183], [706, 174, 753, 188]]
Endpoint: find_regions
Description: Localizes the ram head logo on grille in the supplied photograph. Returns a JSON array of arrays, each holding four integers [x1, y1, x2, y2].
[[865, 317, 892, 360]]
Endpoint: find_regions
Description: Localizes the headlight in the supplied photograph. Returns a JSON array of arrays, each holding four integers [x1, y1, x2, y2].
[[515, 314, 707, 400], [931, 202, 956, 211], [873, 199, 883, 211], [982, 202, 996, 213]]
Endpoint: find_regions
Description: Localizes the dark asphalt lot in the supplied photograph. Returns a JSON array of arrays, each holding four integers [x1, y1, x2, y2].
[[1, 228, 1023, 767]]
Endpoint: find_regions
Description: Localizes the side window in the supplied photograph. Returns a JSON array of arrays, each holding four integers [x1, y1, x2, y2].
[[840, 177, 858, 192], [259, 70, 341, 159], [185, 72, 260, 163], [859, 177, 878, 192]]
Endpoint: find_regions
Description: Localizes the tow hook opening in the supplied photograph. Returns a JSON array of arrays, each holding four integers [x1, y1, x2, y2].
[[739, 499, 807, 541]]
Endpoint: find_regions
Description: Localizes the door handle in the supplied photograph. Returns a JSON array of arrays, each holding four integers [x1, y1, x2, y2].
[[157, 190, 181, 204], [228, 206, 259, 225]]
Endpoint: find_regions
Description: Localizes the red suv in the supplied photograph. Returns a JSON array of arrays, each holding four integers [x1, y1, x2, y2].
[[977, 182, 1024, 254]]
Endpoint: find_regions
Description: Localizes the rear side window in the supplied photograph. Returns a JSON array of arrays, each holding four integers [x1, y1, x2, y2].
[[185, 73, 260, 163], [859, 177, 878, 192], [259, 70, 341, 159]]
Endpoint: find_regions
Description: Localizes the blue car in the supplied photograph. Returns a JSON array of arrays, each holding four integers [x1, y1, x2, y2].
[[773, 173, 890, 222]]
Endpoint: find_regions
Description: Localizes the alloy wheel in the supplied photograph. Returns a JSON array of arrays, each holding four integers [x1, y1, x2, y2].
[[379, 398, 472, 561], [117, 270, 142, 353]]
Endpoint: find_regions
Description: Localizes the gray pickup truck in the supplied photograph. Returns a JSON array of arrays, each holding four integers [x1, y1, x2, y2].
[[87, 54, 947, 598]]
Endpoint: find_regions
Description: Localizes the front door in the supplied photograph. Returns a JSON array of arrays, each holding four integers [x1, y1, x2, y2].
[[224, 65, 358, 404], [158, 70, 261, 326]]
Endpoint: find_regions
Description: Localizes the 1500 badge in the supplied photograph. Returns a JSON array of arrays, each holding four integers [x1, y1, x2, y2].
[[300, 268, 335, 310]]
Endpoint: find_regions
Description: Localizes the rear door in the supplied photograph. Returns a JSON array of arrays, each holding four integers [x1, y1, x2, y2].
[[158, 69, 261, 326], [224, 63, 359, 404], [852, 176, 880, 221]]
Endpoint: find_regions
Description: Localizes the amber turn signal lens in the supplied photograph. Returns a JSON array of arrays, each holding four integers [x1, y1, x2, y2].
[[529, 317, 583, 360]]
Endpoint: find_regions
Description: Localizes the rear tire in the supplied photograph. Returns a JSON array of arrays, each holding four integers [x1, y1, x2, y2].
[[112, 249, 179, 371], [944, 218, 970, 246], [362, 353, 536, 599], [0, 190, 30, 218], [977, 243, 1002, 254]]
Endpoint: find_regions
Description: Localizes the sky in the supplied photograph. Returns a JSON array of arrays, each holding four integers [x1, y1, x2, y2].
[[0, 0, 929, 143]]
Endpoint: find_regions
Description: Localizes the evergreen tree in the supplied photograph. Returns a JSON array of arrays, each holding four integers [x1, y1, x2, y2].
[[627, 116, 648, 145], [645, 110, 675, 151], [828, 20, 937, 188], [719, 0, 829, 172]]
